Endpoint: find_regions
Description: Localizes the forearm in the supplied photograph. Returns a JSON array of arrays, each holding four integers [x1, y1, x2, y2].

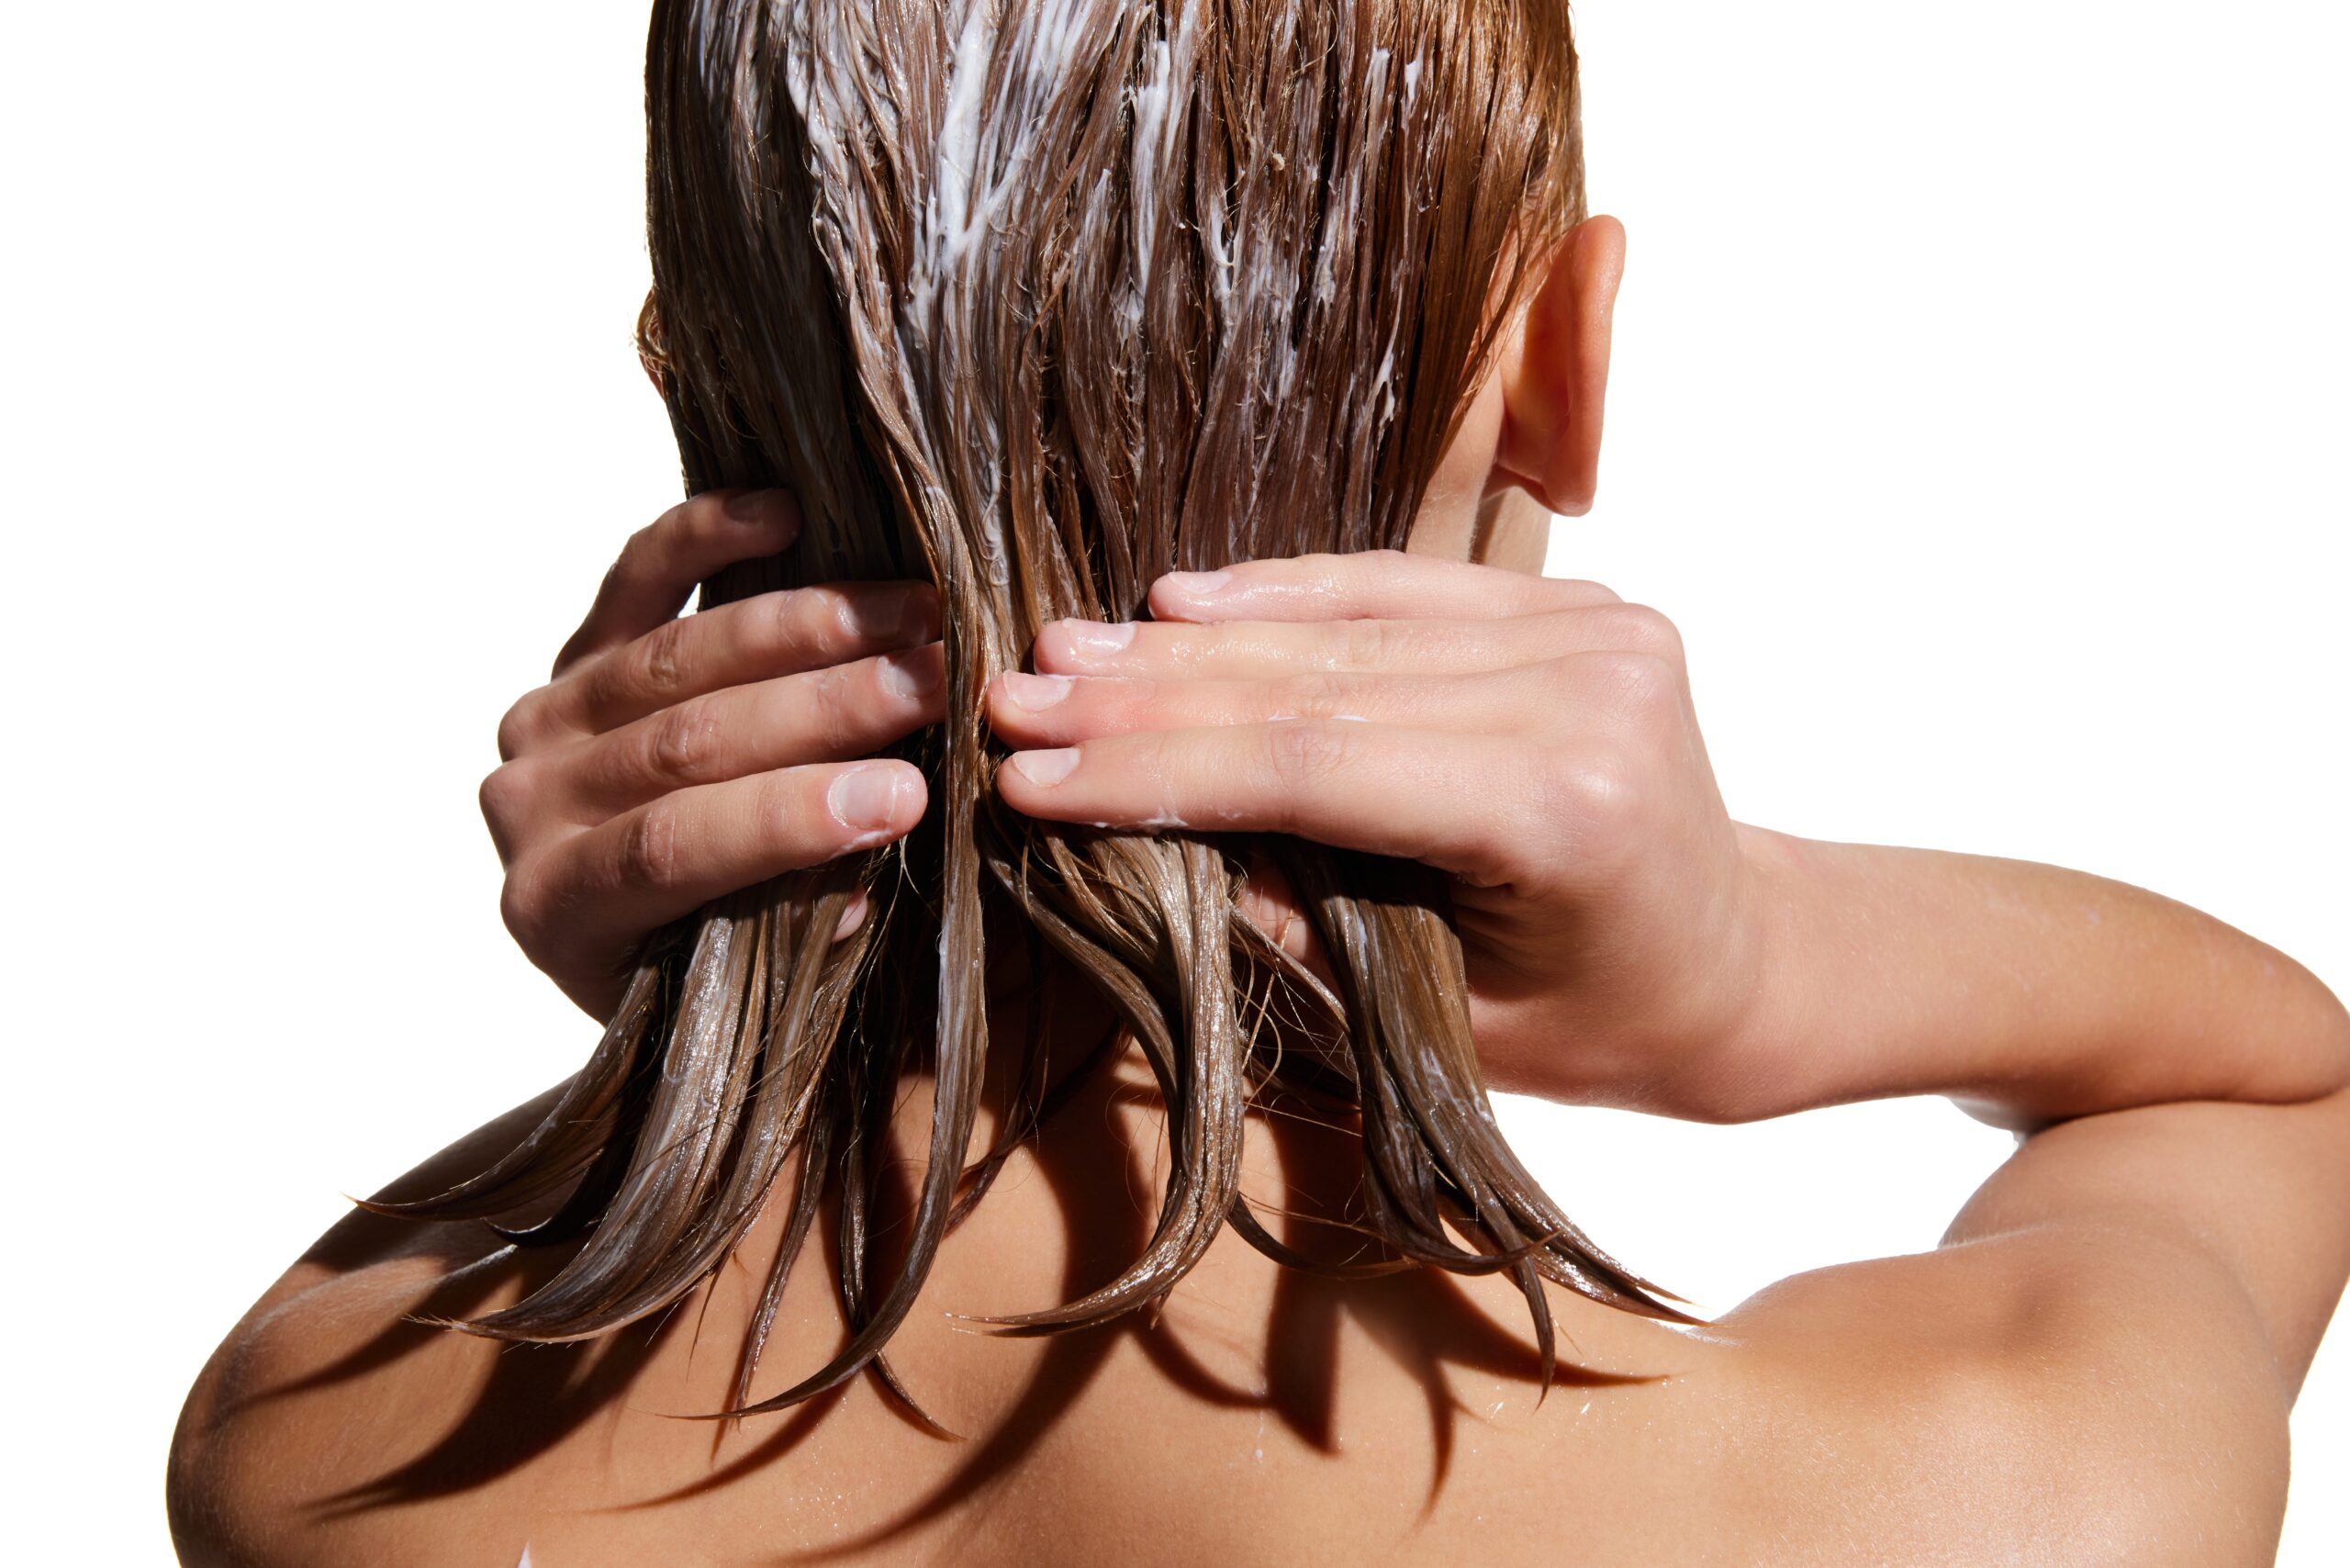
[[1723, 826, 2350, 1126]]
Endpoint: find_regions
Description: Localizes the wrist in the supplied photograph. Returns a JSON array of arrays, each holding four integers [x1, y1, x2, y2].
[[1665, 823, 1826, 1123]]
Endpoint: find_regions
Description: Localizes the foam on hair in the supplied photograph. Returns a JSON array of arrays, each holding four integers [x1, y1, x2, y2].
[[369, 0, 1695, 1423]]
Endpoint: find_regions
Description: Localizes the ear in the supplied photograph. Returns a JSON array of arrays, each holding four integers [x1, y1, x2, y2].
[[1490, 215, 1627, 517]]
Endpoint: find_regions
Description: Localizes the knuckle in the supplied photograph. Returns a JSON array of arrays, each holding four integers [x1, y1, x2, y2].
[[778, 665, 858, 764], [764, 585, 828, 659], [614, 521, 663, 582], [638, 614, 691, 694], [1290, 554, 1351, 603], [476, 760, 532, 841], [1337, 616, 1393, 669], [1260, 719, 1360, 799], [1583, 648, 1684, 718], [1606, 603, 1685, 662], [820, 664, 873, 750], [667, 492, 733, 554], [648, 698, 722, 782], [616, 803, 682, 893], [1274, 668, 1357, 722], [765, 586, 810, 646], [572, 652, 630, 727], [1544, 746, 1642, 845], [495, 693, 545, 763], [498, 859, 550, 954], [579, 616, 689, 725]]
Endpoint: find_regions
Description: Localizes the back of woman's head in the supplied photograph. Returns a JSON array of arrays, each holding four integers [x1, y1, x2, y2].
[[380, 0, 1691, 1419]]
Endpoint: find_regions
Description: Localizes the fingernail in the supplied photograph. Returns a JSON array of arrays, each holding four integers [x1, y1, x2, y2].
[[723, 488, 795, 529], [831, 890, 870, 945], [1158, 569, 1230, 599], [1058, 620, 1136, 657], [829, 764, 905, 830], [879, 646, 943, 699], [1001, 671, 1073, 711], [844, 587, 911, 641], [1009, 748, 1080, 786]]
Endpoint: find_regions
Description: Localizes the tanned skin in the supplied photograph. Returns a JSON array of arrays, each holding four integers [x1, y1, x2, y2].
[[169, 218, 2350, 1566]]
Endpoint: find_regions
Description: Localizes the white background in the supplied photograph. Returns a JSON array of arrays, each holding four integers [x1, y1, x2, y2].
[[5, 2, 2344, 1561]]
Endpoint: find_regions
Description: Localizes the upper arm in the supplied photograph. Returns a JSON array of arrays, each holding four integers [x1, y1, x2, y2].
[[1707, 1086, 2350, 1562], [167, 1079, 576, 1568], [1943, 1082, 2350, 1401]]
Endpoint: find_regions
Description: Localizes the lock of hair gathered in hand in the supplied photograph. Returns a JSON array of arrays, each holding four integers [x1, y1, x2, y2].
[[365, 0, 1695, 1422]]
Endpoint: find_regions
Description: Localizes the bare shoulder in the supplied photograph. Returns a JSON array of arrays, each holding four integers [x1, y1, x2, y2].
[[1695, 1211, 2292, 1566], [1648, 1072, 2350, 1565], [166, 1083, 575, 1568]]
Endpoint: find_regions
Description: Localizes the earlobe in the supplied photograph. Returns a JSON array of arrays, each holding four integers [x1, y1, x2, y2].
[[1492, 215, 1627, 517]]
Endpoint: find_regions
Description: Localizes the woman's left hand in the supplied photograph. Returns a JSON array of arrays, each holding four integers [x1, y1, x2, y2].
[[986, 550, 1774, 1120]]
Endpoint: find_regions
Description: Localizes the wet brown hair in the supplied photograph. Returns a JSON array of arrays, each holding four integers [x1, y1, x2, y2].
[[374, 0, 1695, 1419]]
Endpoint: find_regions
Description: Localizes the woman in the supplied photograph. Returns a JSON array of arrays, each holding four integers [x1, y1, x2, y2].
[[169, 1, 2350, 1562]]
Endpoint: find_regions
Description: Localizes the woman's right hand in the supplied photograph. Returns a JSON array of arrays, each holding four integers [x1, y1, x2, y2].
[[480, 489, 944, 1023]]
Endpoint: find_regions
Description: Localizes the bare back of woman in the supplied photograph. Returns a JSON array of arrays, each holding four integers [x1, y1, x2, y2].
[[173, 910, 2350, 1565], [168, 2, 2350, 1562]]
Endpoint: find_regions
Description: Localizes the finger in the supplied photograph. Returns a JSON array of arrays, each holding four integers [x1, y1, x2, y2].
[[553, 489, 801, 677], [554, 578, 941, 738], [504, 759, 927, 968], [986, 662, 1556, 747], [1147, 549, 1622, 624], [994, 722, 1536, 888], [565, 643, 946, 812], [1235, 846, 1339, 992], [1029, 600, 1682, 682]]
